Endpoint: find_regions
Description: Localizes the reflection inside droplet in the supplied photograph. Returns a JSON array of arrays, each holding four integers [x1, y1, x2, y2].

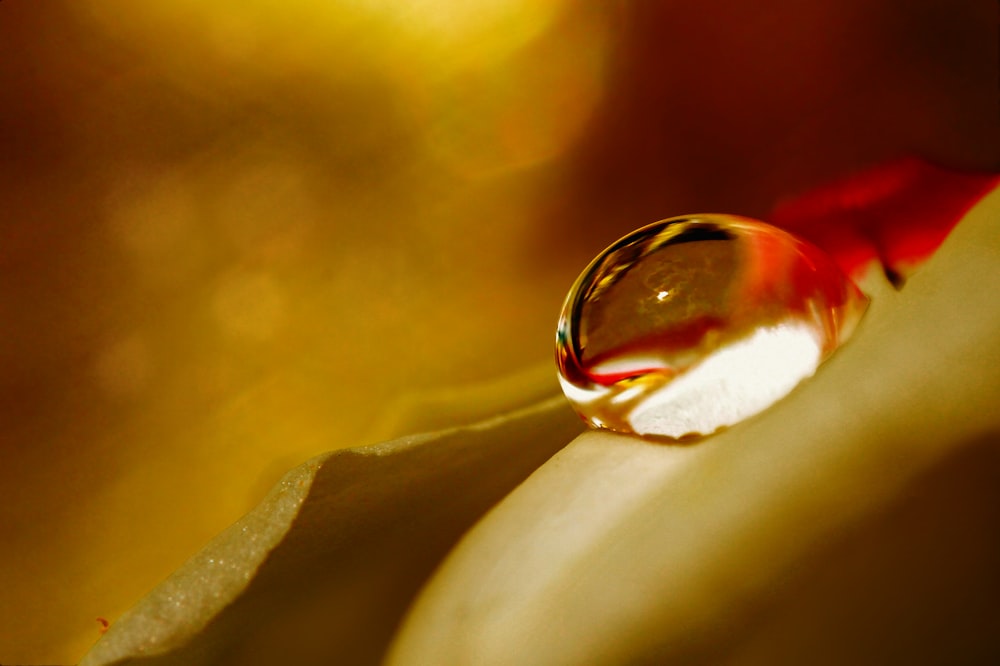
[[556, 214, 868, 440]]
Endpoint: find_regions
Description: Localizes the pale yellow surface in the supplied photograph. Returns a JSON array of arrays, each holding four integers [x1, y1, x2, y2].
[[81, 395, 584, 666], [387, 183, 1000, 665], [79, 186, 1000, 665], [2, 1, 996, 663]]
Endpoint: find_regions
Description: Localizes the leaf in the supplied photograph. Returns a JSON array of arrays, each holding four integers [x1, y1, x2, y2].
[[84, 181, 1000, 666], [81, 395, 584, 666], [386, 186, 1000, 664]]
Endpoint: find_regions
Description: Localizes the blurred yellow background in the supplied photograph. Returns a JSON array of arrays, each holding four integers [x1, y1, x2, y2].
[[1, 0, 995, 662]]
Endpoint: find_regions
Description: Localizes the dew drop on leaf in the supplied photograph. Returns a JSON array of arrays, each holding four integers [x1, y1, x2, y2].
[[556, 214, 868, 440]]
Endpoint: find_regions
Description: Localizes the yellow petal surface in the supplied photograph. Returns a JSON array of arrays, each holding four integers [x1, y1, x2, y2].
[[81, 393, 583, 666], [387, 187, 1000, 664], [2, 1, 994, 662], [80, 186, 1000, 665]]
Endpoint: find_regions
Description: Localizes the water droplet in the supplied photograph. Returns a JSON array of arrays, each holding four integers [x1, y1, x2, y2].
[[556, 214, 868, 440]]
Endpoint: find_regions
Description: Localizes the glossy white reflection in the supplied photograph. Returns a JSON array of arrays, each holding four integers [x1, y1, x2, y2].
[[627, 322, 822, 438]]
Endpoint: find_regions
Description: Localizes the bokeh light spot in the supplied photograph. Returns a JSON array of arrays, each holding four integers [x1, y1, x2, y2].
[[107, 170, 208, 284], [213, 271, 286, 342]]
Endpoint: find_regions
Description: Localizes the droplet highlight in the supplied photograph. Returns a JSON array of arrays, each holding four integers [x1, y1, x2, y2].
[[556, 214, 868, 440]]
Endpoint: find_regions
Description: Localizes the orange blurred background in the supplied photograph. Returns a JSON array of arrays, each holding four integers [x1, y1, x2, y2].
[[1, 1, 996, 662]]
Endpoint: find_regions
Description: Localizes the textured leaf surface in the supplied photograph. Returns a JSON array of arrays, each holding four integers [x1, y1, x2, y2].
[[387, 187, 1000, 664], [82, 396, 583, 666], [85, 186, 1000, 666]]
